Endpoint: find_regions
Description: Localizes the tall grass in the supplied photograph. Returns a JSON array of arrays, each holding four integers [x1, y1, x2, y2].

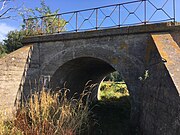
[[0, 88, 92, 135]]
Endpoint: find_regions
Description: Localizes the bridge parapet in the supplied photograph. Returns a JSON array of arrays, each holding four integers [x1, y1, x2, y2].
[[23, 22, 180, 44], [24, 0, 176, 36]]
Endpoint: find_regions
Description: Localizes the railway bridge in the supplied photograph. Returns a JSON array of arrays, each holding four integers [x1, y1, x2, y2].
[[0, 0, 180, 134]]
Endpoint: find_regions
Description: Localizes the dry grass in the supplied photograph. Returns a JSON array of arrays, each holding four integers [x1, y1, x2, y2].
[[0, 88, 92, 135]]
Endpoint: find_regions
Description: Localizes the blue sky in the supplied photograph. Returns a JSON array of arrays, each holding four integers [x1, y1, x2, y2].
[[0, 0, 179, 41]]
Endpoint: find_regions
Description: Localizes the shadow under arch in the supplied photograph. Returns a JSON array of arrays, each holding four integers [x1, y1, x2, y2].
[[50, 56, 116, 100]]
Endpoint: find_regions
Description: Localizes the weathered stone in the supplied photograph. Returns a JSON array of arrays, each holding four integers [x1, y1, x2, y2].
[[0, 22, 180, 134], [0, 45, 32, 116]]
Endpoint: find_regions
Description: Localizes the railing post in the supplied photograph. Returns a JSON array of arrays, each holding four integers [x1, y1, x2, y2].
[[24, 0, 176, 35], [144, 0, 147, 24], [96, 8, 98, 30], [173, 0, 176, 23], [118, 4, 120, 27], [76, 11, 78, 32], [41, 17, 44, 35], [58, 15, 60, 33]]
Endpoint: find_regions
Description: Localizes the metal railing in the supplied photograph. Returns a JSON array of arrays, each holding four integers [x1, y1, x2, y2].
[[24, 0, 176, 36]]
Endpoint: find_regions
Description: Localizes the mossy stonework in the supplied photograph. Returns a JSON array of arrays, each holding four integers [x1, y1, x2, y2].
[[0, 22, 180, 135]]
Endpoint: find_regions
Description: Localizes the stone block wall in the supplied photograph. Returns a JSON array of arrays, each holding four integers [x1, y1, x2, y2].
[[0, 45, 32, 116]]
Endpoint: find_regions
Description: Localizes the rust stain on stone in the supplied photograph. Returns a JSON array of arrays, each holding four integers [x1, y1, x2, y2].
[[111, 57, 118, 64], [144, 40, 155, 65], [118, 41, 128, 52]]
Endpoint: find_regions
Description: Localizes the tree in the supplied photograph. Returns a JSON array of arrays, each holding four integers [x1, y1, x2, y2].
[[20, 0, 66, 35], [3, 30, 24, 53], [0, 42, 6, 57], [35, 0, 66, 33], [3, 0, 66, 53]]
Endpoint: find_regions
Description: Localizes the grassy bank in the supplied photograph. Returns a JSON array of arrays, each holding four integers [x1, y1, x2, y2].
[[0, 81, 131, 135], [0, 89, 92, 135], [98, 81, 129, 100], [90, 81, 131, 135]]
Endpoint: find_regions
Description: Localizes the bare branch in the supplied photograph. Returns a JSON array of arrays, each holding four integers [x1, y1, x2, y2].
[[0, 15, 10, 19], [0, 14, 17, 20], [0, 7, 13, 17], [0, 0, 17, 20], [0, 0, 7, 11]]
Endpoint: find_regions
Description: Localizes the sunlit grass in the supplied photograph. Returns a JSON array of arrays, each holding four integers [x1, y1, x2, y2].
[[98, 81, 129, 100], [0, 81, 131, 135], [0, 88, 93, 135]]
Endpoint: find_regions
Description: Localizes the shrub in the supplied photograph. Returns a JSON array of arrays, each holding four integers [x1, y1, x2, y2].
[[0, 43, 7, 58]]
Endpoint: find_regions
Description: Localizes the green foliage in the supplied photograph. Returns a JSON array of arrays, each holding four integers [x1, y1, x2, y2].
[[0, 42, 7, 57], [3, 30, 24, 53], [99, 71, 129, 100], [104, 71, 122, 82], [1, 0, 67, 54], [99, 81, 129, 100], [20, 0, 66, 35]]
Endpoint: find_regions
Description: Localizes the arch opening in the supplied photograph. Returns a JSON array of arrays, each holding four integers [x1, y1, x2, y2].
[[94, 71, 131, 134], [50, 57, 116, 99], [98, 71, 130, 101]]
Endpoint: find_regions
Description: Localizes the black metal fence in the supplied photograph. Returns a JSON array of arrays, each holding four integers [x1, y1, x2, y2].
[[24, 0, 176, 35]]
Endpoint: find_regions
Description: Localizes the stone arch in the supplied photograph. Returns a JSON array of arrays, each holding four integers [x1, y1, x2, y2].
[[43, 44, 144, 90], [42, 45, 144, 96], [42, 45, 145, 130], [50, 56, 116, 100]]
